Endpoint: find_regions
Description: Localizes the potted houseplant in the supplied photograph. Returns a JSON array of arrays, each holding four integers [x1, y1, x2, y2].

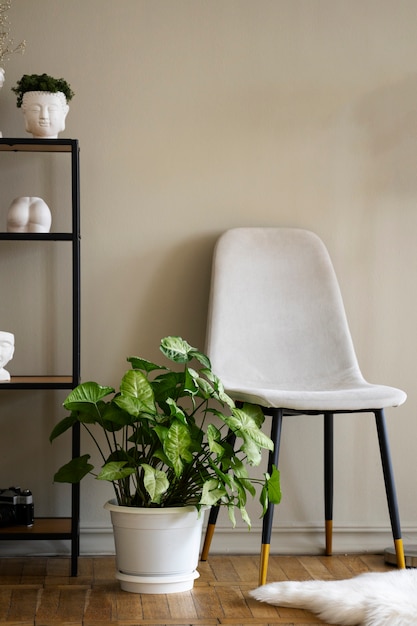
[[12, 73, 74, 138], [50, 336, 281, 593]]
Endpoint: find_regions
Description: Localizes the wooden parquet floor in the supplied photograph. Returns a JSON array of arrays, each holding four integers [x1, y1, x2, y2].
[[0, 553, 392, 625]]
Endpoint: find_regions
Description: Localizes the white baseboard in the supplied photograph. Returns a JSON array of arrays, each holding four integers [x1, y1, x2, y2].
[[1, 523, 416, 557]]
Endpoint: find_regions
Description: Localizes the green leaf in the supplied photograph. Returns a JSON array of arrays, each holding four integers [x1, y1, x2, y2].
[[53, 455, 93, 483], [164, 420, 192, 476], [166, 398, 187, 423], [49, 412, 78, 442], [160, 336, 195, 363], [210, 463, 234, 490], [153, 424, 169, 445], [224, 407, 273, 466], [127, 356, 166, 373], [207, 423, 224, 457], [259, 466, 282, 517], [100, 402, 133, 431], [229, 407, 274, 452], [227, 504, 237, 528], [195, 375, 215, 399], [241, 403, 265, 428], [184, 367, 199, 396], [189, 349, 211, 369], [202, 369, 234, 408], [267, 465, 282, 504], [240, 506, 251, 528], [240, 439, 262, 466], [152, 448, 171, 466], [96, 461, 135, 482], [200, 479, 227, 506], [235, 475, 256, 498], [63, 382, 114, 412], [153, 371, 184, 405], [233, 476, 248, 508], [160, 337, 211, 368], [230, 457, 249, 479], [260, 484, 269, 516], [115, 370, 156, 416], [142, 463, 169, 503]]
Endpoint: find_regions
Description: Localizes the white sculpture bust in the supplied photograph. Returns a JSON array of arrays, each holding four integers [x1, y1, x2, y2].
[[0, 331, 14, 381], [21, 91, 69, 139], [7, 196, 52, 233]]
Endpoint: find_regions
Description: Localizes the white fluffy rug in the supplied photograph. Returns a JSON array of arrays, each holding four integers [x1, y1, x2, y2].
[[250, 568, 417, 626]]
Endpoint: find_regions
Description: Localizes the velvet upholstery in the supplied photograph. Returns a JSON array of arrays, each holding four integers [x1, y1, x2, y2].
[[206, 227, 406, 412]]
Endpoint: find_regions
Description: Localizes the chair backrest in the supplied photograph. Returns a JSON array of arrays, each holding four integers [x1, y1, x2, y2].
[[206, 228, 362, 391]]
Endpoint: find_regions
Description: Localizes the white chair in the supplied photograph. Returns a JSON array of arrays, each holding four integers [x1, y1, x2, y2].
[[200, 227, 406, 585]]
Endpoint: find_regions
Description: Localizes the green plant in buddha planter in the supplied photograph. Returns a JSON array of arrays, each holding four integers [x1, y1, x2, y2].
[[11, 73, 74, 138], [12, 73, 74, 107]]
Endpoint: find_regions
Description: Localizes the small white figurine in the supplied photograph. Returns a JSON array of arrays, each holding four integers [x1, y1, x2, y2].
[[21, 91, 69, 139], [0, 331, 14, 381], [7, 196, 52, 233]]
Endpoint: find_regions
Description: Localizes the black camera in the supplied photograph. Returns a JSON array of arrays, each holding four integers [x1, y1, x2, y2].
[[0, 487, 34, 527]]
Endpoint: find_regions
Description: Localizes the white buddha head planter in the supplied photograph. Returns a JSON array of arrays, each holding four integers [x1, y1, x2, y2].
[[21, 91, 69, 139], [0, 331, 14, 381], [7, 196, 52, 233]]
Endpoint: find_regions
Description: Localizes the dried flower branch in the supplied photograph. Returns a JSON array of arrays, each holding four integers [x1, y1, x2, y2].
[[0, 1, 25, 65]]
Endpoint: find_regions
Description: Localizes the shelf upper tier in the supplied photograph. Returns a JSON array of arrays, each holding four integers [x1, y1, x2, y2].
[[0, 138, 78, 152]]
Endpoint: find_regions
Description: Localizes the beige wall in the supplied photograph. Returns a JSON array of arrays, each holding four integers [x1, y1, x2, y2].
[[1, 0, 417, 556]]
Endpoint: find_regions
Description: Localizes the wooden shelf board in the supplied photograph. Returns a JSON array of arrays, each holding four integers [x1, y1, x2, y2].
[[0, 517, 72, 539], [0, 139, 77, 153]]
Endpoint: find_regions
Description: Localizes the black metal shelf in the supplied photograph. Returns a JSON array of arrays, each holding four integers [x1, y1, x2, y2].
[[0, 138, 80, 576], [0, 376, 75, 390], [0, 233, 74, 240], [0, 138, 78, 152]]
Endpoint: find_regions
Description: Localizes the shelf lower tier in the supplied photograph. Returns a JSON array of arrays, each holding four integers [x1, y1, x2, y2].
[[0, 376, 75, 390], [0, 518, 73, 540]]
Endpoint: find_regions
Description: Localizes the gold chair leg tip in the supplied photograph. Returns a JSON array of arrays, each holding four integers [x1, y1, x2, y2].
[[259, 544, 270, 586], [325, 520, 333, 556], [395, 538, 406, 569], [200, 523, 216, 561]]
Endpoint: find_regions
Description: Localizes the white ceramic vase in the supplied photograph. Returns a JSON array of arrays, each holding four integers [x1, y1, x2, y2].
[[0, 331, 14, 381], [21, 91, 69, 139], [7, 196, 52, 233], [104, 500, 207, 594]]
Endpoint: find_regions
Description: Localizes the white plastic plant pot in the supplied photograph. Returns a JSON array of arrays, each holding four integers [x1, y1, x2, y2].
[[104, 500, 207, 594]]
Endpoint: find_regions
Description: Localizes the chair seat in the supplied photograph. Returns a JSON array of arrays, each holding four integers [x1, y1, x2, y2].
[[222, 380, 406, 412]]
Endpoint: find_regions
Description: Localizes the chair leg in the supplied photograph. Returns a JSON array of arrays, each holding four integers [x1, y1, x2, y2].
[[200, 505, 219, 561], [259, 408, 283, 586], [374, 409, 405, 569], [200, 429, 237, 562], [324, 412, 334, 556]]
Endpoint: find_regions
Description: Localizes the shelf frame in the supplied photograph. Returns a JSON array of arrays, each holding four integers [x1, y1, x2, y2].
[[0, 138, 81, 576]]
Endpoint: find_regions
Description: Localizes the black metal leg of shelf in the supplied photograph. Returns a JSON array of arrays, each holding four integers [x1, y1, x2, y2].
[[71, 421, 81, 576]]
